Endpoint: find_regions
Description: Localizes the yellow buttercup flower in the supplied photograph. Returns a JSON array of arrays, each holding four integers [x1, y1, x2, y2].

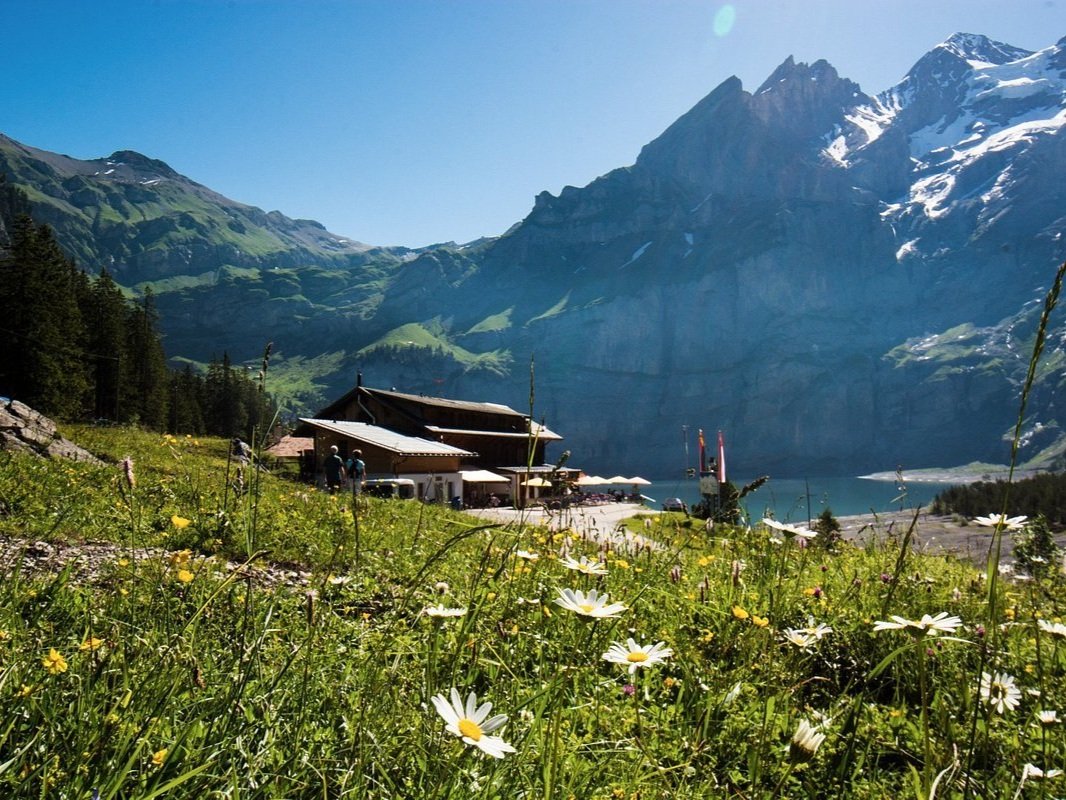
[[751, 615, 770, 628], [168, 549, 192, 568], [151, 748, 168, 767], [42, 648, 68, 674], [79, 637, 104, 652], [177, 569, 194, 584], [170, 515, 191, 529], [732, 606, 749, 620]]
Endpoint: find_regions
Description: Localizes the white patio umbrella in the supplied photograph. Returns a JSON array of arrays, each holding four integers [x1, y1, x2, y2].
[[522, 476, 552, 487], [576, 475, 606, 486], [627, 476, 652, 486], [605, 475, 630, 484]]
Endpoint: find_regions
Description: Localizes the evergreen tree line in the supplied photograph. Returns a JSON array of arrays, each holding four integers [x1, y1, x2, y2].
[[0, 176, 275, 440], [930, 473, 1066, 528]]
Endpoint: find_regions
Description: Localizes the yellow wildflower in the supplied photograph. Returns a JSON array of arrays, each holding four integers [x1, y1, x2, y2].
[[176, 569, 194, 584], [732, 606, 749, 620], [117, 557, 130, 567], [42, 648, 68, 674], [168, 550, 192, 568], [0, 629, 9, 641], [151, 748, 168, 767], [751, 615, 770, 628], [170, 515, 191, 529], [79, 637, 104, 652], [19, 684, 34, 698]]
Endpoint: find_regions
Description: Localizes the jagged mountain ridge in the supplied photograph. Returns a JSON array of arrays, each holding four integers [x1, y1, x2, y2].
[[2, 32, 1065, 476], [366, 32, 1066, 475]]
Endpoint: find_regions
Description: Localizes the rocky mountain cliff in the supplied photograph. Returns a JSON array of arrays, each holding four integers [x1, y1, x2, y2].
[[3, 33, 1065, 477]]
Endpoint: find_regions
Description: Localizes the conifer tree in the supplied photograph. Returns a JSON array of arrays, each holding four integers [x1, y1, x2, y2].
[[168, 364, 205, 434], [123, 287, 169, 428], [0, 216, 89, 417], [83, 268, 129, 420]]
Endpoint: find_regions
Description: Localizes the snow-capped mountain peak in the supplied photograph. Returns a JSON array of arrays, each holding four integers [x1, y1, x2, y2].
[[936, 32, 1033, 70]]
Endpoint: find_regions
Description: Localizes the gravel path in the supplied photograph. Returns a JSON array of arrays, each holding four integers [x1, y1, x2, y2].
[[464, 502, 663, 552]]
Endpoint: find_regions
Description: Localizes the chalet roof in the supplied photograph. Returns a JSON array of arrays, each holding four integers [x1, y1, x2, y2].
[[496, 465, 581, 475], [264, 435, 314, 459], [366, 387, 526, 418], [424, 423, 564, 442], [299, 419, 476, 457]]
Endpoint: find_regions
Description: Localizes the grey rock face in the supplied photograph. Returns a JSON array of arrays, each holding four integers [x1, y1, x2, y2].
[[0, 399, 103, 464]]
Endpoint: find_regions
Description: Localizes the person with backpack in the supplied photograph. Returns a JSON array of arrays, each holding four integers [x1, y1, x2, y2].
[[347, 449, 366, 495]]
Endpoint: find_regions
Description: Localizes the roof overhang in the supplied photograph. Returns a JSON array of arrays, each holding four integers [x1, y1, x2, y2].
[[459, 469, 511, 483], [300, 418, 476, 457], [425, 425, 564, 442]]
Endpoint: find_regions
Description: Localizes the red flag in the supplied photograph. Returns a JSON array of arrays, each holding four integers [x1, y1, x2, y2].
[[697, 429, 706, 472], [717, 430, 726, 484]]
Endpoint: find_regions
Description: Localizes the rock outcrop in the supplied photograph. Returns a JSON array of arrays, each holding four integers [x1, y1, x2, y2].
[[0, 399, 103, 464]]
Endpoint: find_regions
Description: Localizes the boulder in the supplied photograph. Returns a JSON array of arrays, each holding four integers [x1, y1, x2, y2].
[[0, 399, 103, 464]]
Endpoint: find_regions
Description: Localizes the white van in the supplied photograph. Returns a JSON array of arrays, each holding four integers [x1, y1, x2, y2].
[[363, 478, 417, 499]]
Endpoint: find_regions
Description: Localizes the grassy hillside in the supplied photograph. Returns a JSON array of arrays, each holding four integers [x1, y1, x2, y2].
[[0, 427, 1063, 797]]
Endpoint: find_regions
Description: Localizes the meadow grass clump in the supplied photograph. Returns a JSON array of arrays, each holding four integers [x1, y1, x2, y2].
[[0, 426, 1064, 798]]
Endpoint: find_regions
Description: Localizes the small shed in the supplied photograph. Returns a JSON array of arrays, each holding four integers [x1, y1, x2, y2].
[[263, 435, 315, 478]]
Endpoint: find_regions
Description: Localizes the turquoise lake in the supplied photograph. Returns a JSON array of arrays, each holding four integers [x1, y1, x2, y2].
[[641, 475, 961, 521]]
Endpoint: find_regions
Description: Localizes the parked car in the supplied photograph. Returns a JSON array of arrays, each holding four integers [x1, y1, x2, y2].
[[363, 478, 417, 499], [662, 497, 688, 514]]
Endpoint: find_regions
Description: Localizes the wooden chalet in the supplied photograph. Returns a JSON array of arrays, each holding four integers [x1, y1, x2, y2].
[[313, 380, 563, 470], [299, 379, 567, 505]]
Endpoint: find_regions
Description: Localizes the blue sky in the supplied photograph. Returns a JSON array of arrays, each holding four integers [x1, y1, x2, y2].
[[2, 1, 1061, 247]]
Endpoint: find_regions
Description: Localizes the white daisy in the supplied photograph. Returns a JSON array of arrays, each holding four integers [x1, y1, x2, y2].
[[1022, 763, 1063, 780], [601, 638, 674, 674], [872, 611, 962, 637], [789, 719, 826, 763], [782, 629, 816, 649], [973, 514, 1028, 530], [431, 688, 516, 758], [560, 555, 608, 575], [424, 604, 467, 619], [980, 671, 1021, 714], [762, 517, 818, 540], [804, 621, 833, 640], [514, 550, 540, 561], [1037, 709, 1060, 725], [1037, 619, 1066, 638], [553, 587, 627, 619]]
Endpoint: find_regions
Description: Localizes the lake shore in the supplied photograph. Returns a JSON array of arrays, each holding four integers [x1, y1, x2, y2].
[[859, 467, 1048, 484], [835, 507, 1066, 566]]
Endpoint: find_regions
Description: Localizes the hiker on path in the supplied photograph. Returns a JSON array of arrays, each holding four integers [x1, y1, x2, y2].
[[324, 445, 346, 493], [347, 449, 366, 495]]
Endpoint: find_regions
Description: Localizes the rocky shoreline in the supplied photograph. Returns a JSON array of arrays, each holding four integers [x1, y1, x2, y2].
[[835, 508, 1066, 567], [859, 467, 1048, 484]]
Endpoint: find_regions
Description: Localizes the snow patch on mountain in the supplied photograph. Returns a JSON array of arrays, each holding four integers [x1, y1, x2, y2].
[[619, 241, 653, 270]]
